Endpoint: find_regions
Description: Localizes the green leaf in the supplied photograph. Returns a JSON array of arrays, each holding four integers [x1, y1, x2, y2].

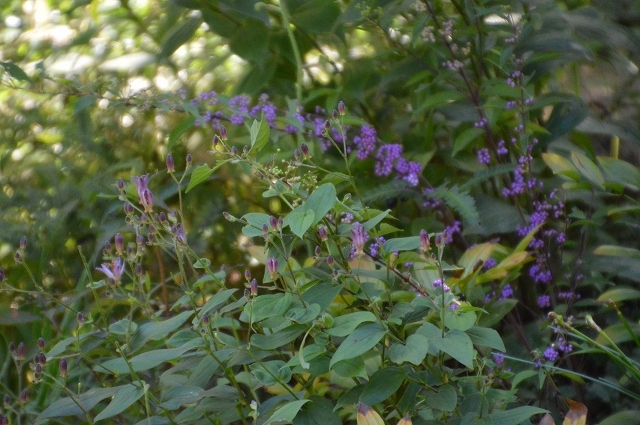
[[444, 310, 477, 331], [285, 304, 322, 324], [325, 312, 377, 337], [288, 209, 315, 239], [186, 164, 214, 193], [292, 396, 341, 425], [0, 61, 31, 82], [420, 90, 466, 111], [599, 411, 640, 425], [250, 292, 292, 322], [288, 0, 340, 33], [109, 319, 137, 336], [263, 400, 310, 425], [250, 116, 271, 152], [571, 151, 605, 189], [452, 128, 484, 157], [477, 299, 518, 327], [305, 183, 337, 225], [37, 387, 120, 420], [330, 323, 386, 367], [200, 289, 238, 316], [424, 384, 457, 412], [168, 116, 195, 151], [465, 327, 506, 352], [541, 152, 580, 181], [388, 334, 429, 365], [251, 324, 306, 350], [159, 386, 204, 410], [360, 367, 405, 406], [593, 245, 640, 259], [250, 360, 291, 386], [417, 327, 474, 368], [382, 237, 421, 253], [94, 383, 146, 422], [159, 17, 202, 58], [73, 95, 97, 115], [597, 287, 640, 303], [242, 212, 272, 237], [598, 156, 640, 191], [489, 406, 547, 425], [128, 310, 193, 353], [432, 185, 480, 227], [597, 323, 640, 345]]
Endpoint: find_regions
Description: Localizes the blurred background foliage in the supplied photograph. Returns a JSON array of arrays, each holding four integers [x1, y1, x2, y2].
[[2, 0, 640, 421]]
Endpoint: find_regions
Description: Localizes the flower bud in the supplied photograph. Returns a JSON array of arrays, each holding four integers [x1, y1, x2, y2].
[[230, 146, 238, 155], [3, 395, 9, 407], [14, 251, 22, 264], [202, 314, 210, 327], [77, 312, 85, 325], [141, 189, 154, 212], [115, 233, 124, 255], [277, 217, 283, 230], [250, 278, 258, 296], [294, 149, 301, 161], [38, 352, 46, 366], [159, 212, 167, 222], [315, 246, 321, 256], [212, 135, 220, 147], [117, 178, 125, 191], [8, 342, 15, 355], [136, 264, 143, 276], [244, 288, 250, 299], [324, 120, 330, 130], [327, 254, 334, 266], [243, 145, 249, 155], [17, 342, 25, 361], [420, 229, 430, 252], [0, 267, 5, 283], [59, 358, 68, 378], [20, 389, 28, 404], [124, 203, 134, 216], [267, 257, 278, 280], [262, 223, 269, 237], [186, 154, 193, 166], [338, 101, 345, 115], [166, 154, 175, 173], [136, 235, 145, 246], [300, 143, 310, 159], [332, 109, 338, 120], [35, 363, 42, 374], [245, 270, 252, 281], [222, 212, 234, 222], [318, 225, 328, 241], [435, 233, 445, 248], [220, 125, 227, 140], [20, 236, 27, 250], [269, 215, 278, 230], [37, 338, 45, 350]]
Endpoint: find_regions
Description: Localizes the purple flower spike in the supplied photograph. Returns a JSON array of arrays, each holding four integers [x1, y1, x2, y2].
[[351, 222, 368, 257], [132, 175, 149, 202]]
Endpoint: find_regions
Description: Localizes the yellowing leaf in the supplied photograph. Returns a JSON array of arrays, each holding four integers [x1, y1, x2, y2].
[[562, 399, 587, 425]]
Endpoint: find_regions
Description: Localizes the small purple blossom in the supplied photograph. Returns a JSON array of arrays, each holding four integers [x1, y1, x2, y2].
[[477, 148, 491, 165], [500, 284, 514, 300], [267, 257, 279, 279], [543, 346, 558, 362], [537, 295, 551, 308], [493, 352, 505, 365], [96, 257, 126, 284], [375, 144, 403, 176], [353, 125, 377, 160], [483, 258, 497, 270], [351, 222, 369, 257]]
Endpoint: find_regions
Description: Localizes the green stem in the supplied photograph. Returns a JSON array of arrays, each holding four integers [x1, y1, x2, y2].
[[278, 1, 304, 101]]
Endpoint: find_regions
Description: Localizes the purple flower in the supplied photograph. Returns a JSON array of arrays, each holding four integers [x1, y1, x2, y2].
[[171, 224, 187, 244], [543, 346, 558, 362], [267, 257, 279, 279], [351, 222, 369, 257], [500, 284, 514, 300], [483, 258, 497, 270], [368, 237, 386, 257], [375, 144, 403, 176], [96, 257, 126, 284], [537, 295, 551, 308], [420, 229, 430, 252], [132, 175, 149, 202], [353, 125, 377, 160], [477, 148, 491, 165], [493, 352, 505, 365]]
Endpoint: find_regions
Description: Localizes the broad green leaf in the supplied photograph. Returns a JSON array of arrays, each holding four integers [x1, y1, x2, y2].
[[477, 299, 518, 327], [424, 384, 457, 412], [159, 17, 202, 58], [420, 90, 466, 110], [382, 236, 421, 253], [159, 386, 204, 410], [330, 323, 386, 367], [249, 292, 292, 322], [597, 287, 640, 303], [242, 212, 272, 237], [599, 411, 640, 425], [0, 61, 31, 82], [490, 406, 547, 425], [593, 245, 640, 259], [542, 152, 580, 181], [511, 370, 538, 389], [596, 323, 640, 345], [359, 367, 405, 406], [96, 338, 202, 374], [129, 310, 193, 352], [292, 396, 341, 425], [263, 400, 310, 425], [288, 209, 315, 239], [37, 387, 120, 420], [185, 160, 227, 193], [452, 127, 484, 157], [73, 95, 96, 115], [250, 360, 291, 386], [47, 331, 100, 358], [388, 334, 429, 365], [200, 289, 238, 317], [465, 326, 506, 351], [333, 356, 367, 379], [251, 324, 306, 350], [444, 310, 477, 331], [598, 156, 640, 191], [109, 319, 137, 336], [325, 312, 377, 337], [571, 151, 605, 189], [304, 183, 337, 225], [94, 383, 146, 422], [288, 0, 340, 33], [437, 329, 475, 368], [285, 303, 322, 324], [362, 209, 391, 231], [250, 116, 271, 152]]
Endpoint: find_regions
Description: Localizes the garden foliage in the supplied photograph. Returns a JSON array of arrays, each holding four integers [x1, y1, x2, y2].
[[1, 0, 640, 424]]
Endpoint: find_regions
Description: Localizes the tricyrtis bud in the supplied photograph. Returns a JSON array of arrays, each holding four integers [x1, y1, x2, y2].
[[38, 352, 46, 365], [115, 233, 124, 255], [243, 145, 249, 155], [0, 267, 5, 283], [250, 278, 258, 296], [136, 235, 145, 246], [135, 264, 143, 276], [435, 233, 445, 248], [222, 212, 234, 222], [20, 236, 27, 250], [419, 229, 430, 252], [300, 143, 310, 159], [332, 109, 338, 120], [262, 223, 269, 238], [324, 120, 330, 130], [37, 338, 45, 350], [318, 225, 328, 241], [14, 251, 22, 264], [19, 389, 28, 404], [17, 342, 25, 361], [269, 215, 278, 230], [141, 189, 154, 212], [59, 358, 68, 378], [186, 154, 193, 166], [245, 270, 252, 281], [166, 154, 175, 173], [338, 101, 345, 115], [327, 254, 334, 266], [220, 125, 227, 140], [202, 314, 210, 327], [294, 149, 301, 161], [124, 203, 134, 216], [212, 135, 220, 147], [267, 257, 279, 280], [315, 246, 321, 257], [8, 342, 15, 355], [3, 395, 9, 406], [77, 312, 85, 325], [230, 146, 238, 155], [117, 178, 125, 191]]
